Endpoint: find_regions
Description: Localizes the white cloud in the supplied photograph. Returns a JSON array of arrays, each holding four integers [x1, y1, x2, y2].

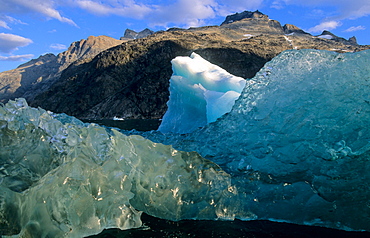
[[1, 0, 369, 31], [0, 20, 9, 29], [0, 0, 262, 29], [216, 0, 264, 15], [146, 0, 265, 28], [75, 1, 113, 15], [308, 20, 342, 33], [271, 0, 285, 10], [0, 54, 34, 61], [271, 0, 370, 37], [344, 25, 366, 32], [75, 0, 152, 19], [329, 0, 370, 19], [0, 33, 33, 53], [148, 0, 217, 28], [271, 0, 370, 20], [0, 0, 77, 27], [0, 15, 27, 29], [70, 0, 265, 28], [73, 0, 220, 28], [50, 43, 67, 50]]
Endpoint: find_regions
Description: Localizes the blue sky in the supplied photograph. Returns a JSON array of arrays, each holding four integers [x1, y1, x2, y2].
[[0, 0, 370, 72]]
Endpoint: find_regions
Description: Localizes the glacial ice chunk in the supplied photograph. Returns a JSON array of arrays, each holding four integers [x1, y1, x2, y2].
[[2, 48, 370, 236], [158, 52, 246, 134], [138, 49, 370, 231], [0, 98, 236, 237]]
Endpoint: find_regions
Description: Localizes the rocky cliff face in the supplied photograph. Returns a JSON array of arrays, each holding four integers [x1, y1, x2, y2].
[[0, 35, 123, 102], [57, 35, 124, 70], [221, 10, 268, 25], [283, 24, 309, 35], [121, 28, 154, 40], [317, 30, 358, 45], [0, 53, 59, 101], [1, 11, 369, 120], [220, 10, 285, 35]]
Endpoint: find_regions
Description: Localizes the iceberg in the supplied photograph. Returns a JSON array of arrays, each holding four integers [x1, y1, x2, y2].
[[1, 49, 370, 237], [0, 99, 236, 237], [138, 49, 370, 231], [158, 52, 246, 134]]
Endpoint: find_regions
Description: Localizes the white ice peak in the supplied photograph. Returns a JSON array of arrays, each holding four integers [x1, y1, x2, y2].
[[158, 52, 246, 133]]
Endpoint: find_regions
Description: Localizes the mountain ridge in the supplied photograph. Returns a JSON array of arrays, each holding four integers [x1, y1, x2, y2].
[[121, 28, 155, 40], [0, 35, 123, 102], [1, 10, 369, 120]]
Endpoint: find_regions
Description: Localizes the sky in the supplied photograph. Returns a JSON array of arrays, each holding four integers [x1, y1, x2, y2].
[[0, 0, 370, 72]]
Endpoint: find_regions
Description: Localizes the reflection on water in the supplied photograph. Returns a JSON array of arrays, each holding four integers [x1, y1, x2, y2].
[[81, 119, 161, 131]]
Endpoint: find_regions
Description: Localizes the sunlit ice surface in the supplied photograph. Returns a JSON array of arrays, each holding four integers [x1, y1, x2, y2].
[[158, 52, 246, 134]]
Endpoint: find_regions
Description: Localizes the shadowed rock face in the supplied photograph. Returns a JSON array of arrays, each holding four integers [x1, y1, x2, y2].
[[220, 10, 285, 35], [0, 54, 59, 101], [0, 35, 123, 102], [318, 30, 358, 45], [283, 24, 309, 35], [221, 10, 268, 25], [1, 11, 369, 120], [31, 39, 190, 119], [121, 28, 155, 40]]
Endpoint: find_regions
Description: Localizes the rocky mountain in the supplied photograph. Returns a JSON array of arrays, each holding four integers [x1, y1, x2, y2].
[[317, 30, 358, 45], [221, 10, 307, 35], [1, 11, 369, 120], [57, 35, 124, 70], [0, 35, 123, 102], [121, 28, 154, 40], [0, 53, 58, 101], [221, 10, 267, 24]]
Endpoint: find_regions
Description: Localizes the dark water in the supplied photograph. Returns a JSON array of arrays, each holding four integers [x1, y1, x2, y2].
[[84, 119, 370, 238], [81, 119, 161, 131], [88, 213, 370, 238]]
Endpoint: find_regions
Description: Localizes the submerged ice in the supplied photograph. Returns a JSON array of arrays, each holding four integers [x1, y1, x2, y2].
[[1, 49, 370, 237], [158, 52, 246, 134]]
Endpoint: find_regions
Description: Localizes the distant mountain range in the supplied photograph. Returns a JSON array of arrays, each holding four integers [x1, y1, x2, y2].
[[1, 10, 369, 120]]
